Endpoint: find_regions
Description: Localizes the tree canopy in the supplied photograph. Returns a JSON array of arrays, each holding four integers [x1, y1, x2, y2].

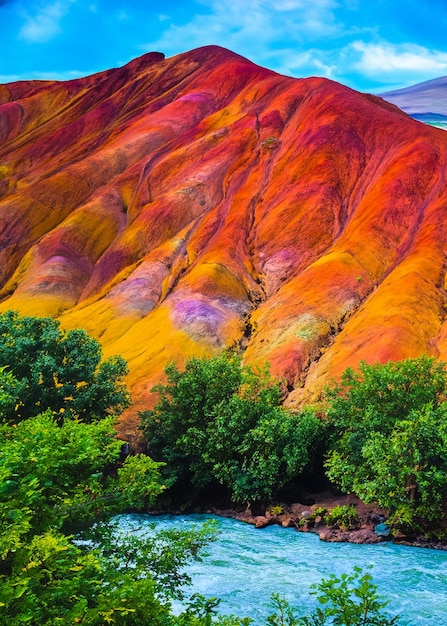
[[0, 310, 130, 423], [141, 354, 325, 505], [324, 356, 447, 533], [0, 410, 221, 625]]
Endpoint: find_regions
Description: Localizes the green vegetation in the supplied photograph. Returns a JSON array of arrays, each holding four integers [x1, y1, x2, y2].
[[141, 354, 326, 506], [324, 356, 447, 534], [324, 505, 360, 531], [0, 312, 219, 624], [0, 311, 435, 622], [0, 310, 129, 423], [0, 391, 191, 623], [0, 411, 163, 552], [142, 352, 447, 535], [267, 567, 399, 625], [261, 136, 278, 150]]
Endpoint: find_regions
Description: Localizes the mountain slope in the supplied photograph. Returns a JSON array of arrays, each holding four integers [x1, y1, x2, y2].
[[380, 76, 447, 129], [2, 46, 447, 433]]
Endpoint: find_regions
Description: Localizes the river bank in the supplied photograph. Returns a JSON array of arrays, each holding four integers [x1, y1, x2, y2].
[[131, 511, 447, 624], [209, 491, 447, 550]]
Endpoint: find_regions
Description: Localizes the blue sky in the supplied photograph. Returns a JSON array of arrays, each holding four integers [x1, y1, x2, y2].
[[1, 0, 447, 93]]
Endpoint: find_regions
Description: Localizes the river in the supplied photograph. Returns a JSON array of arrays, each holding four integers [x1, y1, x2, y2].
[[117, 513, 447, 624]]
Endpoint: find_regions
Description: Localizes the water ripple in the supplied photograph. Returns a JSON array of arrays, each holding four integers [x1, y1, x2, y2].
[[116, 514, 447, 625]]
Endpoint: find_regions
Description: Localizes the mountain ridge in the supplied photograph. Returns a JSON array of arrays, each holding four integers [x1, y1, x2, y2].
[[1, 47, 447, 435], [380, 75, 447, 128]]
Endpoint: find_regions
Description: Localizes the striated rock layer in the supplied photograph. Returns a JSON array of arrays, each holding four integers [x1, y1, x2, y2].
[[2, 46, 447, 434]]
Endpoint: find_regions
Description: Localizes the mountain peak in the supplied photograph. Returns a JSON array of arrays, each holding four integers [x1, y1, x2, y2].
[[1, 48, 447, 432]]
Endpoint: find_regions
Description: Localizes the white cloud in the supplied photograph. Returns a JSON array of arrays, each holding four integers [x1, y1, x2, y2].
[[351, 41, 447, 76], [19, 1, 75, 43], [270, 0, 336, 12], [269, 48, 337, 79], [141, 0, 341, 65]]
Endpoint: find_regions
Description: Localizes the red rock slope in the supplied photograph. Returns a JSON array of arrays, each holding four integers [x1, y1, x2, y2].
[[2, 46, 447, 429]]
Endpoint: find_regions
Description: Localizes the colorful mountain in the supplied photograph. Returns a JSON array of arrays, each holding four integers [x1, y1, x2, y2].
[[380, 76, 447, 129], [2, 46, 447, 435]]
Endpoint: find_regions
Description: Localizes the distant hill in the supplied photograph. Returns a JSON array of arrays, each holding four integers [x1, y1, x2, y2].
[[380, 76, 447, 129], [2, 46, 447, 435]]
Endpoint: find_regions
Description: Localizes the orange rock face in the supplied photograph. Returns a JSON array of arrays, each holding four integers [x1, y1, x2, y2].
[[2, 46, 447, 432]]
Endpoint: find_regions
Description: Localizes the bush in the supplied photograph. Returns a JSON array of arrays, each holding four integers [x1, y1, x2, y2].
[[0, 310, 130, 423], [324, 505, 360, 530], [325, 356, 447, 534], [141, 355, 326, 505]]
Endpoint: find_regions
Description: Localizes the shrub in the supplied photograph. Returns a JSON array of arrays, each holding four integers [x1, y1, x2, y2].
[[0, 310, 130, 423], [324, 505, 360, 530], [325, 356, 447, 534], [141, 355, 326, 505]]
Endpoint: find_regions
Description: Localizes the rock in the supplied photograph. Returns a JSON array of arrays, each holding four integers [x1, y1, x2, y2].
[[281, 516, 297, 528], [374, 522, 391, 537], [348, 529, 383, 544], [318, 530, 348, 542], [318, 528, 383, 544]]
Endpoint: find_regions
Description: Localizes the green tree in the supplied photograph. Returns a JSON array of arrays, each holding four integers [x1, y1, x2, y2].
[[360, 404, 447, 531], [209, 397, 324, 505], [0, 411, 165, 561], [0, 321, 249, 625], [0, 410, 222, 625], [0, 310, 130, 423], [325, 356, 447, 533], [141, 354, 247, 496], [141, 355, 325, 506]]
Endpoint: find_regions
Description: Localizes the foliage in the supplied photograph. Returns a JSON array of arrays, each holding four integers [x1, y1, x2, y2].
[[208, 396, 324, 505], [0, 319, 254, 625], [0, 310, 130, 423], [267, 567, 399, 625], [0, 409, 222, 625], [0, 365, 19, 417], [141, 354, 326, 505], [116, 453, 167, 509], [359, 404, 447, 531], [269, 505, 285, 516], [142, 353, 243, 492], [324, 356, 447, 533], [0, 522, 220, 625], [267, 594, 299, 626], [0, 411, 165, 559], [324, 505, 360, 531], [176, 594, 253, 626]]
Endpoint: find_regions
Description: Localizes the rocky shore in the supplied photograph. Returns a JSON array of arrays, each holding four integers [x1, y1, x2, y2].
[[210, 492, 447, 550]]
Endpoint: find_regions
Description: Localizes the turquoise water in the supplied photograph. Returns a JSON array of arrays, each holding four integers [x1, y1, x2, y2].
[[117, 514, 447, 624]]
